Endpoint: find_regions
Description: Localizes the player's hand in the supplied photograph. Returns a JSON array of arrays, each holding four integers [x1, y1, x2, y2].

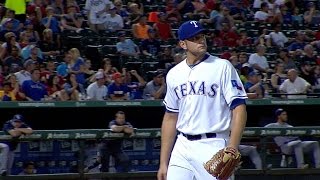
[[157, 165, 167, 180]]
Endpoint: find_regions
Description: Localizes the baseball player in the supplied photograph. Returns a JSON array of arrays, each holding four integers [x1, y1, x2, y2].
[[1, 114, 33, 175], [239, 144, 262, 169], [265, 108, 320, 169], [157, 21, 248, 180]]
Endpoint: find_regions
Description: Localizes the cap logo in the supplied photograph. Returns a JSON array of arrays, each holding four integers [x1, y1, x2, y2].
[[190, 21, 198, 28]]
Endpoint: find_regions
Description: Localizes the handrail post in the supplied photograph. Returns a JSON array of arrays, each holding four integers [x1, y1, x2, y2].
[[78, 140, 85, 180]]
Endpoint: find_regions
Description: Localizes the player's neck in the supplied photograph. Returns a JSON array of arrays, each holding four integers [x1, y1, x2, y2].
[[186, 53, 206, 65]]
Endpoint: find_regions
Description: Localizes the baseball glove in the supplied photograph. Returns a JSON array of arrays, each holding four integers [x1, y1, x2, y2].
[[203, 147, 241, 180]]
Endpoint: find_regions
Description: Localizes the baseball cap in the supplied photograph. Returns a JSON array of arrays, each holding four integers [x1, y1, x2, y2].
[[275, 108, 285, 117], [178, 21, 205, 40], [153, 70, 164, 78], [12, 114, 24, 122], [24, 59, 36, 68], [112, 72, 122, 80], [248, 71, 257, 76], [95, 71, 104, 79]]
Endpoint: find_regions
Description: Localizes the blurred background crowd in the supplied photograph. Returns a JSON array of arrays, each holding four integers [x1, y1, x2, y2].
[[0, 0, 319, 101]]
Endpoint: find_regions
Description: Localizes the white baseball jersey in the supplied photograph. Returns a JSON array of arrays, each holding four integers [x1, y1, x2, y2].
[[163, 54, 247, 135]]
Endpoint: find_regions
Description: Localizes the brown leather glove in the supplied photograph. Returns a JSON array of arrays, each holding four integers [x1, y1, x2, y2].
[[203, 147, 241, 180]]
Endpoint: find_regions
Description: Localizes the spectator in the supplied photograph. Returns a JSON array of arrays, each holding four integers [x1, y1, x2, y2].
[[248, 44, 272, 73], [69, 48, 86, 86], [292, 7, 303, 25], [299, 61, 315, 86], [244, 71, 265, 99], [143, 70, 166, 100], [104, 6, 124, 32], [287, 31, 307, 52], [0, 18, 19, 43], [132, 15, 152, 40], [265, 108, 320, 169], [123, 69, 146, 100], [153, 12, 176, 41], [14, 59, 35, 86], [107, 72, 130, 100], [0, 9, 23, 32], [268, 23, 288, 47], [277, 48, 297, 71], [301, 44, 318, 65], [127, 2, 143, 25], [85, 0, 113, 32], [38, 28, 60, 56], [270, 61, 287, 94], [254, 2, 270, 22], [141, 29, 161, 58], [18, 161, 36, 175], [20, 20, 40, 44], [3, 45, 23, 75], [98, 111, 132, 172], [0, 82, 16, 101], [56, 53, 71, 78], [41, 7, 61, 36], [116, 31, 140, 58], [21, 68, 48, 101], [51, 0, 65, 15], [21, 45, 44, 63], [0, 114, 33, 175], [60, 72, 82, 101], [86, 71, 108, 101], [61, 5, 84, 32], [0, 32, 21, 61], [303, 2, 320, 26], [114, 0, 129, 26], [46, 74, 64, 101], [6, 73, 26, 101], [279, 69, 311, 99], [220, 22, 239, 47]]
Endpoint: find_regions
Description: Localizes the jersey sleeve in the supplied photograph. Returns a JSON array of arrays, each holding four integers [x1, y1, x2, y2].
[[163, 72, 179, 113], [222, 62, 248, 106]]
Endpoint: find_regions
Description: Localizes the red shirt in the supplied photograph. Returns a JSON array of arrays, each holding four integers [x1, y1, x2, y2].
[[220, 30, 239, 47], [154, 22, 172, 40]]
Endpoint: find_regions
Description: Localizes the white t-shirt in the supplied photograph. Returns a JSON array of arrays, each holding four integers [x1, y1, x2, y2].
[[104, 14, 124, 31], [269, 31, 288, 47], [15, 70, 31, 86], [163, 54, 247, 135], [86, 81, 107, 100], [85, 0, 113, 24], [248, 53, 269, 71], [254, 11, 269, 21], [279, 77, 310, 99]]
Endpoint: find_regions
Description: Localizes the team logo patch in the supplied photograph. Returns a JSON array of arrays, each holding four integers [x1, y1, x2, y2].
[[231, 80, 242, 90]]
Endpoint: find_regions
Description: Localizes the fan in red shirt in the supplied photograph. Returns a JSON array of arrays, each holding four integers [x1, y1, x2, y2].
[[153, 12, 176, 41], [219, 22, 239, 47]]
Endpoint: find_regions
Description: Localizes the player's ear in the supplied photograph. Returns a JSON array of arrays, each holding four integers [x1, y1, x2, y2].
[[179, 40, 187, 50]]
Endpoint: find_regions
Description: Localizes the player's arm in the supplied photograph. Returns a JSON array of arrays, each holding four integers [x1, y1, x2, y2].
[[159, 112, 178, 169], [15, 127, 33, 135], [110, 125, 125, 132], [228, 103, 247, 149]]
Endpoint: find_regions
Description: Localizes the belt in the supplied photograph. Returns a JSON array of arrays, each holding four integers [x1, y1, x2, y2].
[[178, 131, 216, 141]]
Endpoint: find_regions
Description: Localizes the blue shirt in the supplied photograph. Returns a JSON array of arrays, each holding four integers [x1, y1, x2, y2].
[[127, 82, 144, 99], [71, 58, 86, 85], [22, 80, 48, 101], [107, 83, 129, 98], [2, 120, 30, 151], [41, 17, 60, 34]]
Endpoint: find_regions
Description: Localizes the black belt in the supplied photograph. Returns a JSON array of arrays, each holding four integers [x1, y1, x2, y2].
[[178, 131, 216, 141]]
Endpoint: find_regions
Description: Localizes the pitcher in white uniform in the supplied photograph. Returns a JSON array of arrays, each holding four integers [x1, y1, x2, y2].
[[157, 21, 248, 180]]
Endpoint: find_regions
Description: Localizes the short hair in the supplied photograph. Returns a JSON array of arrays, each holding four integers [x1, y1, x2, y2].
[[116, 111, 125, 116], [23, 161, 35, 169]]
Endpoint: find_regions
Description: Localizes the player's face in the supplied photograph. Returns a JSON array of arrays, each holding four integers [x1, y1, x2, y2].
[[116, 114, 126, 125], [279, 112, 288, 122], [182, 33, 207, 55]]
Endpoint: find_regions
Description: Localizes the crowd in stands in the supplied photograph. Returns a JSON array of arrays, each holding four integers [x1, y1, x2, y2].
[[0, 0, 320, 101]]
